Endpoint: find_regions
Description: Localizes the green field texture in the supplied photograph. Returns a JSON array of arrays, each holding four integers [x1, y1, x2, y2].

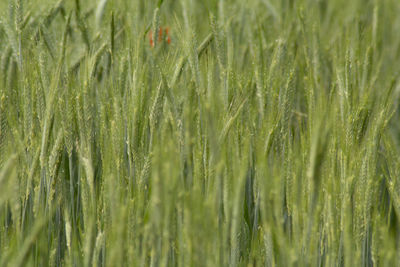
[[1, 0, 400, 266]]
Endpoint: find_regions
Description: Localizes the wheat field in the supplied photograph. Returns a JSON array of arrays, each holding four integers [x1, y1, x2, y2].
[[1, 0, 400, 266]]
